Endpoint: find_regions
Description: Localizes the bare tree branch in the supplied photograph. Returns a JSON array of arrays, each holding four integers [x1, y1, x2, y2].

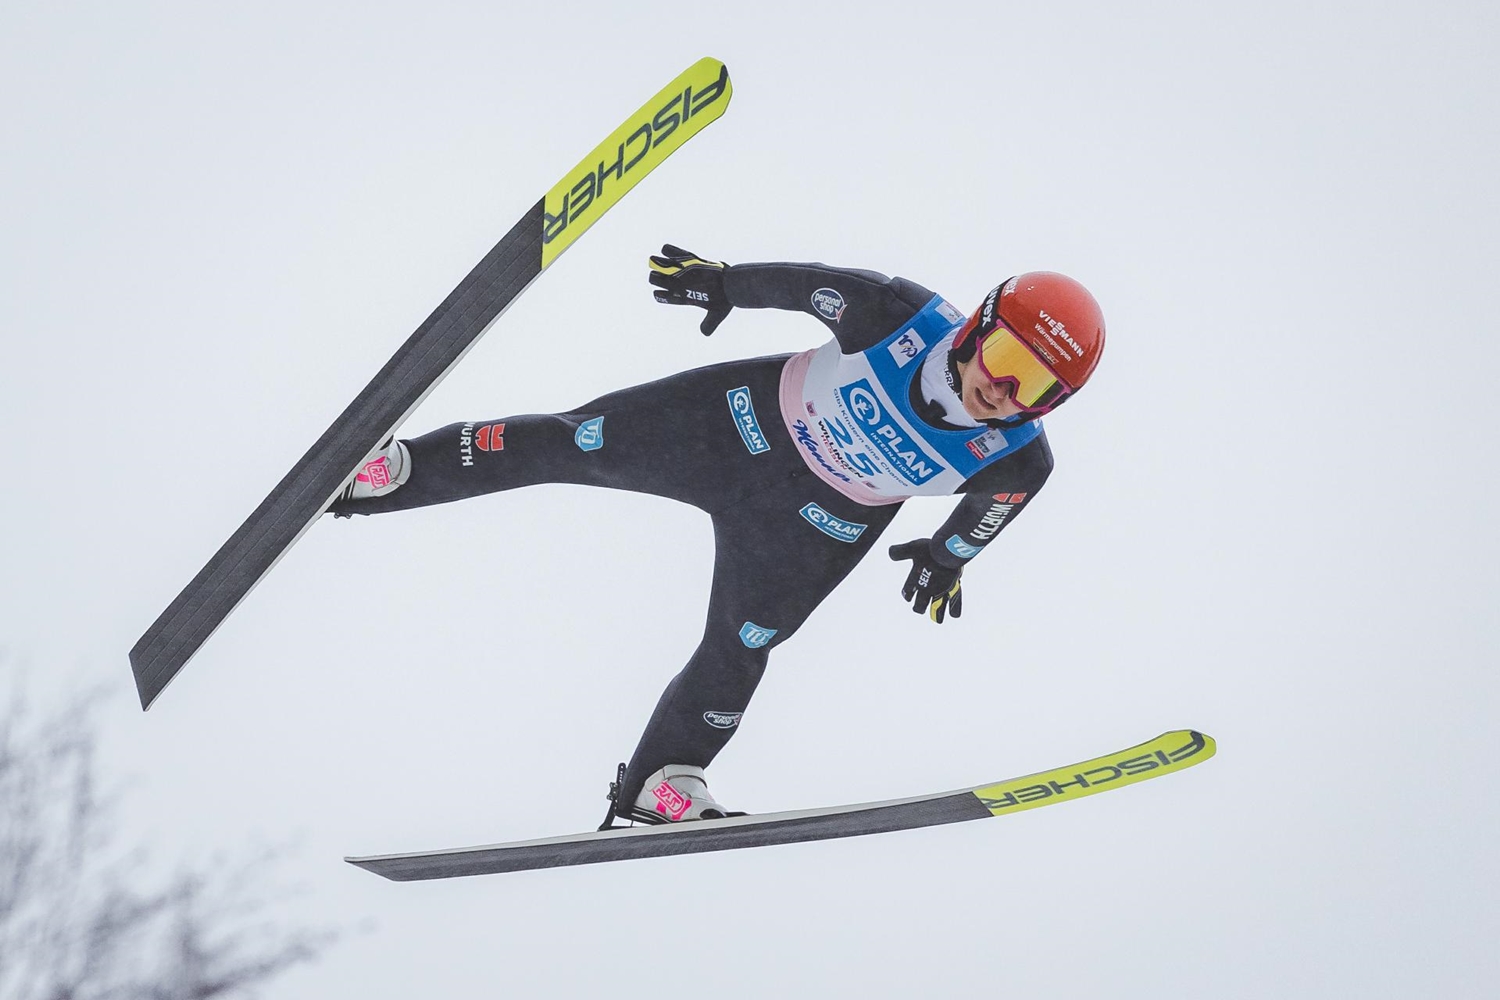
[[0, 679, 332, 1000]]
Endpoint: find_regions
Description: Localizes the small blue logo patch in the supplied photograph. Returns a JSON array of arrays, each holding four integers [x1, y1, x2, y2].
[[725, 386, 770, 455], [574, 416, 604, 452], [800, 502, 867, 543], [810, 287, 847, 323], [739, 622, 777, 648], [945, 534, 981, 559]]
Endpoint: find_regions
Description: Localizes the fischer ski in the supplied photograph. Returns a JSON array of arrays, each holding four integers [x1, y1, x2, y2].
[[129, 58, 732, 710], [346, 729, 1215, 880]]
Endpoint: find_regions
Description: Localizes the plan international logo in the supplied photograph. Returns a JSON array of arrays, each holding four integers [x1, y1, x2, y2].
[[725, 386, 770, 454], [837, 379, 944, 486], [799, 503, 867, 543]]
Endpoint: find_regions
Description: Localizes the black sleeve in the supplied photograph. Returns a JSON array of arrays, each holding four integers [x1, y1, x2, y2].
[[925, 432, 1055, 570], [722, 261, 934, 354]]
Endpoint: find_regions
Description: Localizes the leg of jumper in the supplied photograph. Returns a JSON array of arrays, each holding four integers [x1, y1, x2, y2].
[[618, 476, 903, 806], [328, 357, 793, 517]]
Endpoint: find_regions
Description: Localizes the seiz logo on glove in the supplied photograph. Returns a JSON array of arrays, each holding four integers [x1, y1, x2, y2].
[[889, 539, 965, 624], [648, 243, 733, 335]]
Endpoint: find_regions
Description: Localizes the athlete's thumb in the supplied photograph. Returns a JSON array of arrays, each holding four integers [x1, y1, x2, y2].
[[699, 304, 732, 336], [888, 540, 923, 562]]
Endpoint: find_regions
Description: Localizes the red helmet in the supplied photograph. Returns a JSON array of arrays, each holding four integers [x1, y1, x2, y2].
[[953, 272, 1106, 417]]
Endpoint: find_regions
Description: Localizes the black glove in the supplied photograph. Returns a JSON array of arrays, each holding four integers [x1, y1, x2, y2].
[[648, 244, 732, 335], [888, 540, 964, 624]]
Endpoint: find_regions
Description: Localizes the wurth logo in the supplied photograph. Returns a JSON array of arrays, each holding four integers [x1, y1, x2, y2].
[[459, 422, 475, 467], [475, 423, 505, 452], [969, 493, 1027, 541]]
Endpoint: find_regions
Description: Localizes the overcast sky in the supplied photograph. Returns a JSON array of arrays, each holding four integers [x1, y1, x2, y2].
[[3, 1, 1497, 996]]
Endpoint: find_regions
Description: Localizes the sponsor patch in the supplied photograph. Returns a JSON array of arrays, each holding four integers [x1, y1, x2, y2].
[[937, 299, 965, 324], [358, 456, 391, 489], [799, 502, 867, 543], [1038, 308, 1085, 357], [970, 501, 1015, 541], [945, 534, 982, 559], [968, 493, 1028, 541], [459, 422, 475, 467], [574, 416, 605, 452], [887, 328, 926, 368], [965, 427, 1009, 461], [739, 622, 778, 648], [703, 711, 742, 729], [475, 423, 505, 452], [837, 379, 944, 486], [792, 419, 852, 484], [811, 287, 847, 323], [725, 386, 770, 454], [651, 780, 691, 821]]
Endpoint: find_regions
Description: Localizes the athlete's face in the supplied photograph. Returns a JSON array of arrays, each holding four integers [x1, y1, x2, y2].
[[955, 355, 1027, 421]]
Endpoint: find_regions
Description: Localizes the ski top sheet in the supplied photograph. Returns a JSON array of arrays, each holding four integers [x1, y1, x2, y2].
[[129, 59, 732, 710], [347, 729, 1216, 881]]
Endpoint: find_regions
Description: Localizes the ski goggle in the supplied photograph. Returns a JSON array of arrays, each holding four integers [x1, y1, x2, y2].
[[976, 324, 1072, 414]]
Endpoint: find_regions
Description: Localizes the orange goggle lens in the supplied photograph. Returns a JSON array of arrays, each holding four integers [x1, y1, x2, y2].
[[977, 327, 1064, 408]]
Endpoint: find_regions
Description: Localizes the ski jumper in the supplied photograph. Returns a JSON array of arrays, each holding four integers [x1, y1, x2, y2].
[[331, 262, 1054, 806]]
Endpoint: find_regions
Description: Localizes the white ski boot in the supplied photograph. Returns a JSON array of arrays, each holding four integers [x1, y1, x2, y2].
[[627, 765, 739, 825], [338, 438, 411, 502]]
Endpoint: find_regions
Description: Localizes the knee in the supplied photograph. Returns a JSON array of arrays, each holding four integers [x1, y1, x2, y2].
[[691, 618, 779, 682]]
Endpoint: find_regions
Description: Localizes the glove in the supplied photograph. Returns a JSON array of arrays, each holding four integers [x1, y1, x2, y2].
[[648, 244, 733, 335], [888, 539, 964, 624]]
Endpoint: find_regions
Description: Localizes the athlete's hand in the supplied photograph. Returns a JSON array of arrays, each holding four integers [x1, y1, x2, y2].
[[648, 244, 733, 335], [888, 540, 964, 624]]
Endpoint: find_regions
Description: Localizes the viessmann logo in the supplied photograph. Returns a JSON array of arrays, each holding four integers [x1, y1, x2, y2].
[[543, 64, 730, 246], [1038, 309, 1085, 357]]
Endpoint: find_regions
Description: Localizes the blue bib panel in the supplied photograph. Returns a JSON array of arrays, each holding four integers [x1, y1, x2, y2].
[[784, 294, 1043, 500]]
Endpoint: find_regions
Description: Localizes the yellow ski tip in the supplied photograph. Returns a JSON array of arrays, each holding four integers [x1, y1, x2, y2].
[[541, 58, 733, 268], [971, 729, 1215, 817]]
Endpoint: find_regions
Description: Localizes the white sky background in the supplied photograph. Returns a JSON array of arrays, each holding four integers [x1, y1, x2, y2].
[[2, 0, 1497, 995]]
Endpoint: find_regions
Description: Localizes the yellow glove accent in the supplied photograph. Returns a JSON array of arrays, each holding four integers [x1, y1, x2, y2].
[[929, 578, 962, 622], [649, 255, 722, 276]]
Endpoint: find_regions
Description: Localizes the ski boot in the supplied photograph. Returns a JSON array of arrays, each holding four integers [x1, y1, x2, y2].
[[334, 438, 410, 509], [599, 763, 743, 829]]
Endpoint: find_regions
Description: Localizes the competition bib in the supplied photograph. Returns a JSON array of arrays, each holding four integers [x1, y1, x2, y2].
[[789, 295, 1043, 500]]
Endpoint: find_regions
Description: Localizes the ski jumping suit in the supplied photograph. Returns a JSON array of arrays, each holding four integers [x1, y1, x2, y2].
[[332, 262, 1054, 805]]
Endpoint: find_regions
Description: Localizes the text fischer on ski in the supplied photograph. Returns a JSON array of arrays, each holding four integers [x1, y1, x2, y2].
[[331, 247, 1106, 827]]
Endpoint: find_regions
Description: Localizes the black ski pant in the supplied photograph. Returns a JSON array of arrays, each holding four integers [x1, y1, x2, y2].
[[332, 355, 902, 806]]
